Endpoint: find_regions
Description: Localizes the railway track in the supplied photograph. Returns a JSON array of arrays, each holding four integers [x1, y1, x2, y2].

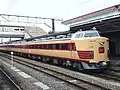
[[0, 68, 21, 90], [87, 71, 120, 83], [109, 68, 120, 73], [86, 65, 120, 83], [3, 52, 120, 83], [0, 52, 109, 90]]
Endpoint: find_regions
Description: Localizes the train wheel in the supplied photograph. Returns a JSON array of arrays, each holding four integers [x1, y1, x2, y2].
[[77, 63, 83, 71], [72, 62, 77, 69], [28, 54, 31, 58], [46, 57, 51, 63], [42, 57, 46, 62], [52, 58, 59, 65], [42, 57, 50, 62], [58, 59, 63, 66], [62, 60, 66, 66], [37, 56, 41, 60], [66, 60, 72, 68], [30, 55, 36, 60]]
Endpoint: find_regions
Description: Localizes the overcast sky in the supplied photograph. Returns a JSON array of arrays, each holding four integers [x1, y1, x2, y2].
[[0, 0, 120, 42], [0, 0, 120, 33], [0, 0, 120, 20]]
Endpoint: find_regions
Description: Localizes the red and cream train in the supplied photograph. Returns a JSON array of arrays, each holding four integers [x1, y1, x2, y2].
[[0, 30, 109, 70]]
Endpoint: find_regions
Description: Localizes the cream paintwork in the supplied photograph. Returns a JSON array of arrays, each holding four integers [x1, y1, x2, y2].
[[73, 37, 109, 63], [0, 37, 109, 63]]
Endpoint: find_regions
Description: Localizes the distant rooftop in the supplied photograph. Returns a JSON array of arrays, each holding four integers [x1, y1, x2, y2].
[[62, 4, 120, 27]]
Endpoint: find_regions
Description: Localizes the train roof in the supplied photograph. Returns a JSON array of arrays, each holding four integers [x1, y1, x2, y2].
[[25, 30, 72, 41], [5, 29, 101, 44], [5, 30, 73, 44]]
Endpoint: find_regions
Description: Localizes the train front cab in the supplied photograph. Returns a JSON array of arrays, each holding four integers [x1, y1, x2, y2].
[[72, 30, 109, 70]]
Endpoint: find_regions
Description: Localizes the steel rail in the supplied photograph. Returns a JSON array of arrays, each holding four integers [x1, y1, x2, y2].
[[0, 68, 22, 90]]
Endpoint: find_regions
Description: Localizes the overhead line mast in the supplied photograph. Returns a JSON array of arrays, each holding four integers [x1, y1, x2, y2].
[[0, 14, 63, 33]]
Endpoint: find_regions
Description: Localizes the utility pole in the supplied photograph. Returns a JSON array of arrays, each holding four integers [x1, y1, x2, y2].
[[52, 19, 55, 33]]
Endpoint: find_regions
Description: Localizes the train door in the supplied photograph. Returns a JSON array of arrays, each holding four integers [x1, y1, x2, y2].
[[71, 42, 76, 58]]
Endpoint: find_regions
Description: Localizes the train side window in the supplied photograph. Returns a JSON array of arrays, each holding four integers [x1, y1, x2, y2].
[[39, 44, 42, 49], [36, 44, 39, 49], [61, 43, 68, 50], [41, 44, 43, 49], [48, 44, 53, 49], [54, 44, 60, 49], [43, 44, 48, 49], [35, 44, 38, 49], [36, 45, 38, 49], [27, 45, 29, 48], [43, 44, 46, 49], [29, 45, 30, 48], [29, 45, 31, 48], [46, 44, 48, 49], [32, 45, 35, 49], [42, 44, 44, 49], [31, 45, 33, 49], [24, 45, 27, 48], [33, 45, 35, 49], [31, 45, 33, 48]]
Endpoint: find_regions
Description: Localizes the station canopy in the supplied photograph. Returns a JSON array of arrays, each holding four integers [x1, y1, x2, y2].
[[62, 4, 120, 33]]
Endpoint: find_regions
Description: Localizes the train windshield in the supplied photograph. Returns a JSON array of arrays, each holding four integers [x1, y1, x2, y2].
[[75, 33, 83, 38], [83, 31, 100, 38], [72, 31, 100, 39]]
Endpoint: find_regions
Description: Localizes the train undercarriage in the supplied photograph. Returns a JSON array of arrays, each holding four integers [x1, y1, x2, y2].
[[1, 50, 109, 71]]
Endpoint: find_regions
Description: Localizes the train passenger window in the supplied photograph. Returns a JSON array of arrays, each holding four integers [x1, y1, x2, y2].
[[36, 45, 39, 49], [61, 43, 68, 50], [29, 45, 32, 49], [48, 44, 53, 49], [28, 45, 30, 48], [32, 45, 35, 49], [30, 45, 32, 48], [54, 44, 60, 49], [39, 44, 42, 49], [27, 45, 29, 48], [43, 44, 47, 49], [32, 45, 34, 49], [36, 45, 39, 48], [46, 44, 48, 49], [33, 45, 35, 49]]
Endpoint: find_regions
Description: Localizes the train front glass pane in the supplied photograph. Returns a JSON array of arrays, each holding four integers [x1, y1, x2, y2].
[[84, 32, 100, 37]]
